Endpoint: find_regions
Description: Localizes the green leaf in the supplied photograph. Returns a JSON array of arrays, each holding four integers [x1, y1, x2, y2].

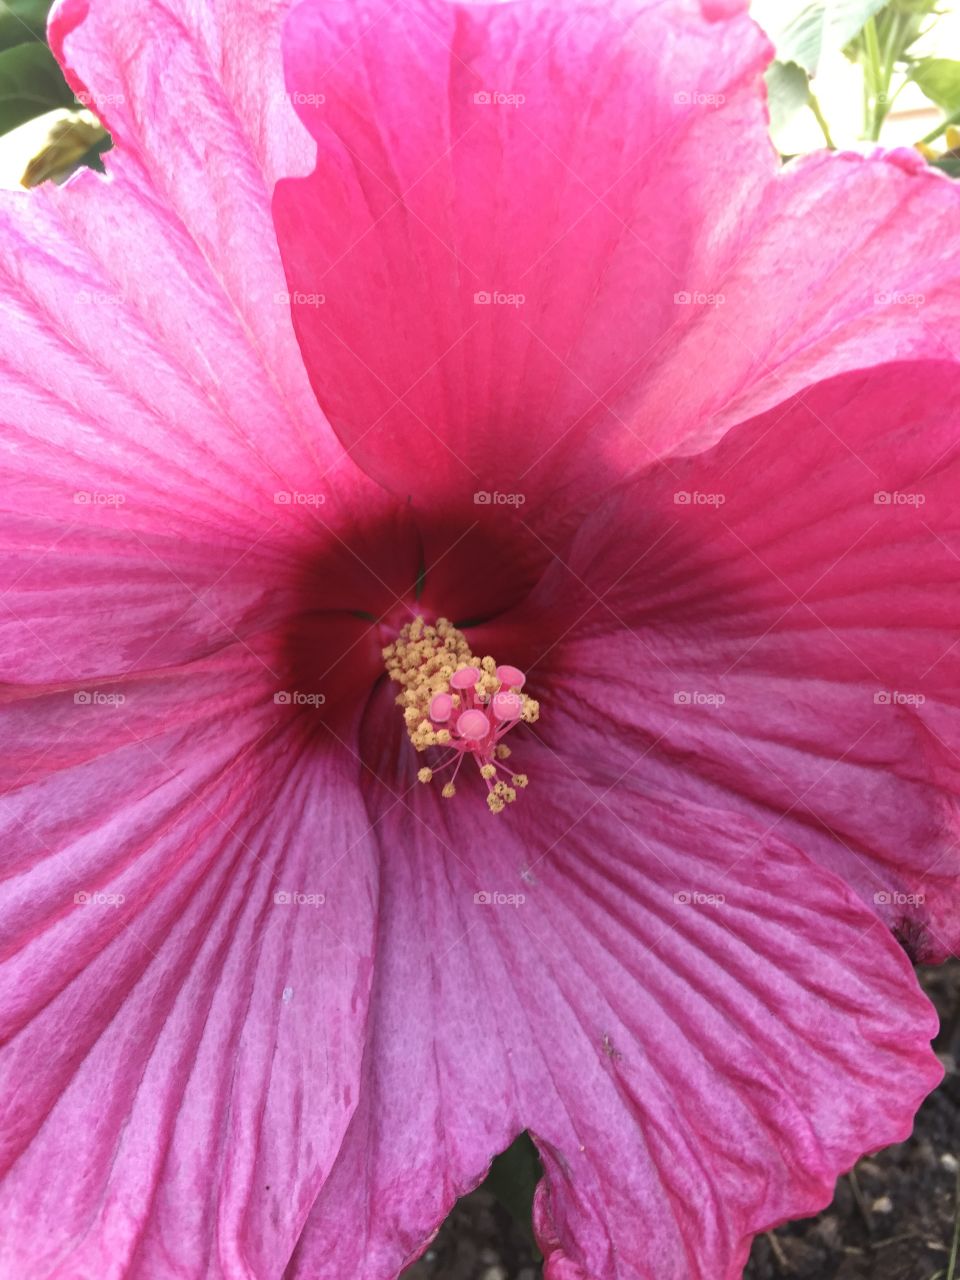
[[751, 0, 889, 73], [0, 0, 52, 52], [0, 41, 74, 135], [764, 59, 811, 134], [909, 58, 960, 116], [481, 1132, 542, 1256]]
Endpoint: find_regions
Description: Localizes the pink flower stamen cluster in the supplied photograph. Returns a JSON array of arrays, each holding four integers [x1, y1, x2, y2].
[[383, 617, 538, 813]]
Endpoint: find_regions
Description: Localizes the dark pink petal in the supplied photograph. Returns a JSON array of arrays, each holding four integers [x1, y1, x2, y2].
[[287, 717, 939, 1280], [0, 175, 410, 681], [274, 1, 960, 525], [0, 658, 377, 1277], [521, 361, 960, 959], [273, 0, 773, 519]]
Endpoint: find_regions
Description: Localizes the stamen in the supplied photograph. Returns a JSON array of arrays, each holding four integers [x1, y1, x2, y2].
[[383, 616, 538, 813]]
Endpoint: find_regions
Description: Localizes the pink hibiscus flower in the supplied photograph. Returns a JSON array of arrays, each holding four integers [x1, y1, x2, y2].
[[2, 0, 959, 1275]]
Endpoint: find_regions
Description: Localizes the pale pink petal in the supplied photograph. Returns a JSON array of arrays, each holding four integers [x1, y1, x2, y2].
[[287, 713, 939, 1280], [273, 0, 773, 517], [0, 657, 377, 1278], [517, 361, 960, 959], [627, 149, 960, 459], [0, 170, 410, 681]]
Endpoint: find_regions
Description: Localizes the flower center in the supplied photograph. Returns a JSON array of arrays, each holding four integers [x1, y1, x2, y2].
[[383, 617, 538, 814]]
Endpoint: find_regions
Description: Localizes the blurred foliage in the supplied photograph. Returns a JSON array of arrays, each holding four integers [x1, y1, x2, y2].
[[0, 0, 71, 129], [0, 0, 50, 49], [0, 41, 73, 134], [480, 1132, 543, 1259], [753, 0, 890, 74], [757, 0, 960, 169], [909, 56, 960, 111], [0, 0, 112, 185]]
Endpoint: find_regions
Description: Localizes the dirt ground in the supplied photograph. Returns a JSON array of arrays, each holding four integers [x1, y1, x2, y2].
[[401, 961, 960, 1280]]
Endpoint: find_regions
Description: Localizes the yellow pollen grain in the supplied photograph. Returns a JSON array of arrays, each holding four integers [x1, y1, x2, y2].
[[441, 782, 456, 799], [418, 767, 433, 783], [384, 617, 478, 753], [480, 764, 496, 780]]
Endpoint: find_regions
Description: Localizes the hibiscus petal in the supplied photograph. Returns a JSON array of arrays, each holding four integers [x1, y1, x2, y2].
[[626, 148, 960, 460], [273, 0, 773, 517], [0, 658, 377, 1278], [523, 360, 960, 960], [0, 169, 409, 681], [274, 0, 960, 523], [287, 713, 939, 1280]]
